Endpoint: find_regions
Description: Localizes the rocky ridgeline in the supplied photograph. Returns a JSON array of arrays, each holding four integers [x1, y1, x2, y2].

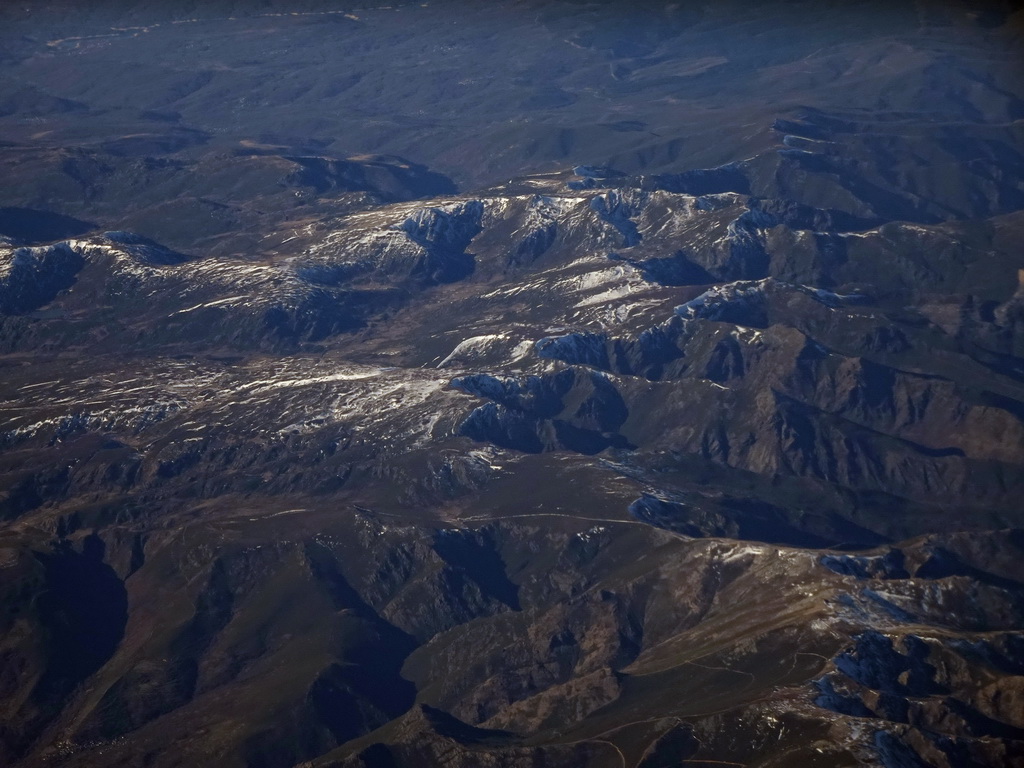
[[1, 114, 1023, 767]]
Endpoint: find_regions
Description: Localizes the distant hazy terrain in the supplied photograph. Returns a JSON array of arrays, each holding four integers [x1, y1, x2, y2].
[[1, 2, 1024, 767]]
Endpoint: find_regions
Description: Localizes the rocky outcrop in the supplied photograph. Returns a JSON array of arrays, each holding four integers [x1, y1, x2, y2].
[[455, 369, 632, 455], [0, 243, 84, 314]]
